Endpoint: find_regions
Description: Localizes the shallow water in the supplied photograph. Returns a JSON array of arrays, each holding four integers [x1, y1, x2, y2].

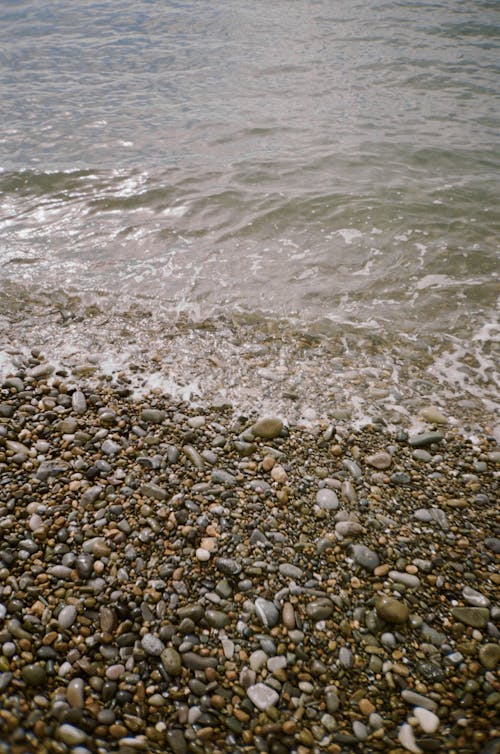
[[0, 0, 498, 419]]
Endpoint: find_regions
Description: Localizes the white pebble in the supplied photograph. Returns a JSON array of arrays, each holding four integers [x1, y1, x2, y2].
[[414, 706, 440, 733], [247, 683, 279, 711], [196, 548, 211, 562], [398, 723, 422, 754]]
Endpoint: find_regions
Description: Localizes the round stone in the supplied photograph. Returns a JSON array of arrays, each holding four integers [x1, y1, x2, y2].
[[66, 677, 85, 708], [376, 595, 409, 624], [479, 643, 500, 670], [141, 633, 165, 656], [196, 548, 211, 562], [365, 451, 392, 469], [316, 488, 339, 510], [451, 607, 489, 628], [251, 417, 283, 439]]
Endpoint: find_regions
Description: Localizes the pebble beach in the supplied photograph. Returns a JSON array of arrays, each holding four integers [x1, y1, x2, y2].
[[0, 349, 499, 754]]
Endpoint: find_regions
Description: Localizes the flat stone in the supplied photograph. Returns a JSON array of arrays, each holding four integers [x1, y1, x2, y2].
[[349, 544, 380, 571], [451, 607, 489, 628], [141, 409, 165, 423], [140, 482, 167, 501], [462, 586, 490, 608], [251, 417, 284, 439], [211, 469, 236, 486], [420, 406, 448, 424], [335, 521, 364, 537], [81, 486, 102, 507], [365, 451, 392, 469], [181, 652, 217, 671], [247, 683, 279, 711], [376, 595, 409, 624], [401, 690, 438, 712], [161, 648, 182, 676], [255, 597, 280, 628], [408, 432, 444, 448], [278, 563, 303, 580], [306, 598, 334, 621]]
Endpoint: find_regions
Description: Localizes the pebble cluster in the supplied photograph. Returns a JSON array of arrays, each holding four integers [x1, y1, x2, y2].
[[0, 352, 499, 754]]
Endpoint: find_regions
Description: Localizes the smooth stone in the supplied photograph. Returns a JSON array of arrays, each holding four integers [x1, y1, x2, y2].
[[335, 521, 364, 537], [398, 722, 422, 753], [58, 605, 77, 630], [282, 602, 296, 629], [251, 418, 283, 439], [72, 390, 87, 414], [401, 690, 438, 712], [181, 653, 217, 671], [479, 643, 500, 670], [205, 609, 229, 628], [349, 544, 380, 571], [165, 729, 188, 754], [57, 724, 87, 746], [279, 563, 303, 580], [22, 664, 46, 686], [353, 720, 369, 741], [420, 406, 448, 424], [306, 598, 334, 621], [339, 647, 353, 669], [462, 586, 490, 608], [211, 469, 236, 486], [365, 451, 392, 469], [255, 598, 280, 628], [389, 571, 420, 588], [451, 607, 489, 628], [182, 445, 204, 469], [161, 648, 182, 676], [342, 459, 362, 479], [141, 409, 165, 423], [196, 548, 211, 562], [316, 488, 339, 510], [30, 363, 54, 378], [81, 486, 102, 507], [267, 656, 287, 673], [484, 538, 500, 553], [139, 482, 167, 501], [141, 633, 165, 656], [247, 683, 279, 711], [67, 678, 85, 708], [408, 432, 444, 448], [413, 706, 440, 733], [376, 595, 409, 624]]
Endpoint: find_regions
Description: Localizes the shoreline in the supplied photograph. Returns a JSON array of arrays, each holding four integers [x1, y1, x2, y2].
[[0, 353, 499, 753]]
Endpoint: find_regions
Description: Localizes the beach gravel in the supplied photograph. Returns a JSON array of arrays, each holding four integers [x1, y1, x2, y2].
[[0, 360, 498, 754]]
